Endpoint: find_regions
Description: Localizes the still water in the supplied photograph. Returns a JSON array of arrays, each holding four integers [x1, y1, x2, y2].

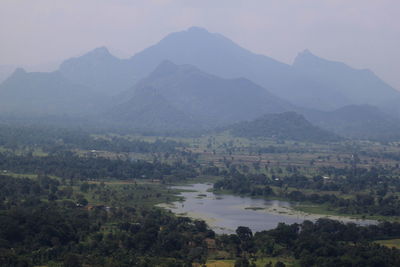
[[159, 183, 376, 234]]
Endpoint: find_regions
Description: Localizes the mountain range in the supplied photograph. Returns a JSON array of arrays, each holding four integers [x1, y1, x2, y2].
[[57, 27, 400, 112], [0, 26, 399, 140], [107, 61, 292, 130]]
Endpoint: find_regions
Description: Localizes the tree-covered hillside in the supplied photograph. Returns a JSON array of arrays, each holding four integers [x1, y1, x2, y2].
[[228, 112, 341, 142]]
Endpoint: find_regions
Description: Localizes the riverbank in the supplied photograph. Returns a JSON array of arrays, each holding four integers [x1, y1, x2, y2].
[[158, 183, 377, 233], [212, 186, 400, 223]]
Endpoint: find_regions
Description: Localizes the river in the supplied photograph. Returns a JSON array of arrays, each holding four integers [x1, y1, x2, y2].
[[158, 183, 376, 234]]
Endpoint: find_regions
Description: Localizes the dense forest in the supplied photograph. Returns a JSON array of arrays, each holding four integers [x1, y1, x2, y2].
[[3, 173, 400, 266], [214, 164, 400, 217]]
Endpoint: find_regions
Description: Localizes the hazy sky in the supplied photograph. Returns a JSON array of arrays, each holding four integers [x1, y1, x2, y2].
[[0, 0, 399, 89]]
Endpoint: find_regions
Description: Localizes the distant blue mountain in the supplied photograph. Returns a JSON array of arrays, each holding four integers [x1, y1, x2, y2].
[[303, 105, 400, 141], [107, 61, 292, 130], [57, 27, 400, 111], [293, 49, 400, 108], [1, 26, 399, 138], [0, 68, 107, 116], [59, 47, 136, 96], [124, 27, 348, 110]]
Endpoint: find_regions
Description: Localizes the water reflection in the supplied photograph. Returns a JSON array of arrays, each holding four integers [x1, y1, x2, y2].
[[159, 183, 376, 234]]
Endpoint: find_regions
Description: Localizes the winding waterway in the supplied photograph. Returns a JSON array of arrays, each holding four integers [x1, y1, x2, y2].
[[158, 183, 376, 234]]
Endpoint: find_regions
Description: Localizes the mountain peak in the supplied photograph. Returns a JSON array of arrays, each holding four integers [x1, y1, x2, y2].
[[293, 49, 321, 65], [300, 49, 314, 56], [7, 67, 27, 80], [186, 26, 209, 33], [87, 46, 112, 57], [160, 26, 222, 44], [150, 60, 180, 77], [60, 46, 115, 68], [14, 67, 27, 75]]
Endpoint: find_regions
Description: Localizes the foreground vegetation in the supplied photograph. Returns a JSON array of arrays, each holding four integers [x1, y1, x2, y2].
[[1, 123, 400, 266]]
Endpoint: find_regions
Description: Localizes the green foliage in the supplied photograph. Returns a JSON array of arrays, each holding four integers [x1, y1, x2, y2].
[[0, 123, 183, 153], [218, 219, 400, 267], [214, 163, 400, 217], [2, 122, 400, 266], [0, 174, 212, 266], [0, 151, 197, 181]]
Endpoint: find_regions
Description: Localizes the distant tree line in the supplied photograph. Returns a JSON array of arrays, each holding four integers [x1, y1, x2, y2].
[[0, 123, 183, 153], [0, 151, 197, 182], [214, 165, 400, 216], [218, 219, 400, 267]]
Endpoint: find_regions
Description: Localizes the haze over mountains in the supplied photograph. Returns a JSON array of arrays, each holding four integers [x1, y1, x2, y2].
[[228, 112, 341, 142], [1, 26, 399, 140], [304, 105, 400, 141], [293, 49, 400, 109], [0, 68, 106, 116], [0, 65, 16, 84], [59, 47, 137, 96], [108, 61, 292, 130]]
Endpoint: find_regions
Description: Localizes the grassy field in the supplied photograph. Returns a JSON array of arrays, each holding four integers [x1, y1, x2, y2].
[[205, 260, 235, 267], [1, 171, 39, 179], [376, 239, 400, 249], [81, 179, 183, 208], [93, 133, 390, 169], [295, 203, 400, 222]]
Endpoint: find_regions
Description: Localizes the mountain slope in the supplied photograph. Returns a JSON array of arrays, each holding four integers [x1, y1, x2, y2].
[[0, 65, 16, 84], [107, 89, 199, 131], [125, 27, 347, 110], [293, 50, 400, 107], [0, 68, 107, 116], [107, 61, 293, 129], [59, 47, 136, 96], [3, 27, 399, 126], [228, 112, 341, 142], [303, 105, 400, 141], [55, 27, 399, 111], [55, 27, 346, 109]]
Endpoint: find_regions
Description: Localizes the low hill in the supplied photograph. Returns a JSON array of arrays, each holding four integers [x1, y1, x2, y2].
[[228, 112, 341, 142], [304, 105, 400, 141]]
